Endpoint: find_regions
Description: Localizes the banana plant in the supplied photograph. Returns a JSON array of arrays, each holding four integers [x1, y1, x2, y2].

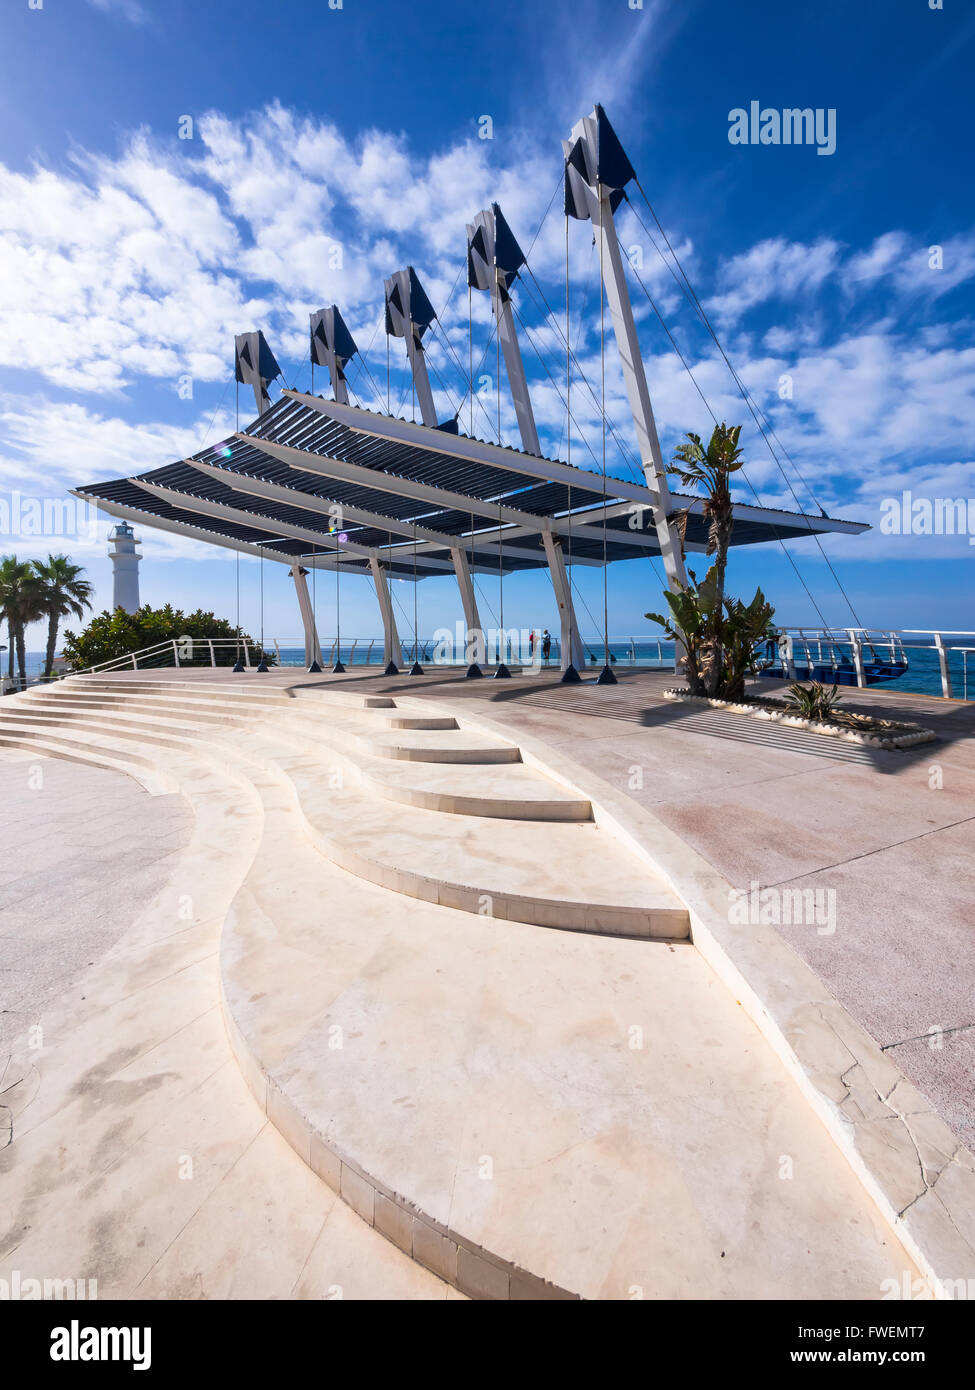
[[720, 587, 775, 701]]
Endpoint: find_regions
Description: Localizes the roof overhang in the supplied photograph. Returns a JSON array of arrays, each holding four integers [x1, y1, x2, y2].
[[74, 394, 869, 578]]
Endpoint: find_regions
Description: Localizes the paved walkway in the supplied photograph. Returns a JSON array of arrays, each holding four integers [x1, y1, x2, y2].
[[0, 749, 193, 1053], [1, 667, 970, 1298], [340, 668, 975, 1150], [0, 741, 455, 1299]]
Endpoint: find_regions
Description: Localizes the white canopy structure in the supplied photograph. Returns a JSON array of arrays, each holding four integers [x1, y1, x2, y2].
[[74, 105, 867, 680]]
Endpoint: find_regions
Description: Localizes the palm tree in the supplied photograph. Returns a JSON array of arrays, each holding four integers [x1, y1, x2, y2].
[[646, 423, 772, 700], [32, 555, 94, 679], [0, 556, 17, 681], [668, 422, 745, 616], [0, 555, 44, 686]]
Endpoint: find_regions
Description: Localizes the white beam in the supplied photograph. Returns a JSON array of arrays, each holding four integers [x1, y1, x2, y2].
[[495, 282, 540, 456], [290, 563, 323, 666], [72, 491, 377, 583], [542, 527, 584, 671], [369, 557, 403, 667], [328, 359, 349, 407], [190, 458, 557, 564], [192, 459, 467, 550], [239, 434, 635, 549], [405, 333, 437, 428], [242, 433, 564, 528], [128, 478, 457, 574], [450, 546, 482, 659], [278, 390, 661, 506], [593, 190, 687, 589]]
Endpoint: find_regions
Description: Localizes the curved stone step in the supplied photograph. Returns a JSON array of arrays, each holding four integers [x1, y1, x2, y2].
[[222, 766, 917, 1301], [4, 699, 592, 825], [33, 686, 389, 733], [0, 730, 176, 795], [347, 755, 592, 822], [2, 673, 925, 1302], [273, 754, 687, 938], [20, 691, 257, 728], [69, 677, 295, 704], [75, 677, 394, 712], [43, 688, 289, 717], [385, 715, 458, 731], [0, 741, 457, 1300], [353, 727, 522, 764], [5, 686, 660, 932]]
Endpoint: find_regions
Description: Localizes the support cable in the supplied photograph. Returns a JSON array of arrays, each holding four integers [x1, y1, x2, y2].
[[628, 182, 870, 632]]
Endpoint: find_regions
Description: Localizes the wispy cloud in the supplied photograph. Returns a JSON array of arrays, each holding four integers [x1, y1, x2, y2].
[[86, 0, 151, 26], [0, 97, 973, 565]]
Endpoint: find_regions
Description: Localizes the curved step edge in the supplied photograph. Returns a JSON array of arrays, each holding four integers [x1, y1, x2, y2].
[[269, 756, 688, 940], [0, 731, 178, 796], [217, 968, 578, 1301]]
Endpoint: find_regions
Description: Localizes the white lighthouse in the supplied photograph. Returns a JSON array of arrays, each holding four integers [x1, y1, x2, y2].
[[109, 521, 141, 613]]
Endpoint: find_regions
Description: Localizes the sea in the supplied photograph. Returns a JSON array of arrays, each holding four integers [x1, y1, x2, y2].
[[265, 633, 975, 702], [22, 634, 975, 701]]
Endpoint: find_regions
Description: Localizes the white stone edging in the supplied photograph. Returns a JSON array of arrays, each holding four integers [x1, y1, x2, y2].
[[662, 688, 937, 749]]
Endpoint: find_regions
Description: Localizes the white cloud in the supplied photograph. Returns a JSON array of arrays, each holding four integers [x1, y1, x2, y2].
[[0, 394, 236, 567], [86, 0, 150, 25], [1, 97, 974, 577], [846, 229, 975, 299], [708, 237, 844, 323]]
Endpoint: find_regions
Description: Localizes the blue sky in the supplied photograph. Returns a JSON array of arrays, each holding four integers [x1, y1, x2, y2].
[[2, 0, 974, 651]]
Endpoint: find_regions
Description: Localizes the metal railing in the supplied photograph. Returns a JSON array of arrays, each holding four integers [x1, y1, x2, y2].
[[4, 628, 973, 700], [259, 636, 678, 669], [773, 628, 975, 699], [76, 637, 257, 674], [0, 637, 258, 693]]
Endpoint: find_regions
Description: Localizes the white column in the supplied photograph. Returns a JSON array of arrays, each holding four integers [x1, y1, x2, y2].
[[933, 632, 953, 698], [290, 564, 323, 666], [494, 282, 540, 456], [542, 528, 584, 671], [594, 192, 687, 592], [405, 334, 437, 429], [369, 557, 403, 668], [327, 361, 349, 406], [450, 547, 484, 663]]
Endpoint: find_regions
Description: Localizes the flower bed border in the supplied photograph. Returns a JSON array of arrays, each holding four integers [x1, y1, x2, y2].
[[662, 688, 936, 749]]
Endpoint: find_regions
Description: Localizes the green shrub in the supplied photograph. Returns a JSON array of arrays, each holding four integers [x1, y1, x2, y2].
[[785, 680, 842, 721], [61, 605, 273, 670]]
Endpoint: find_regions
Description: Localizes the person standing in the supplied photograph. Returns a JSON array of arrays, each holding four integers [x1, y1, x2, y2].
[[541, 629, 552, 663]]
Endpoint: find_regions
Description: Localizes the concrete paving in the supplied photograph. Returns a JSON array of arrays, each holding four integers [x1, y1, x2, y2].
[[1, 667, 971, 1299], [346, 669, 975, 1154], [0, 749, 193, 1052], [0, 741, 455, 1300]]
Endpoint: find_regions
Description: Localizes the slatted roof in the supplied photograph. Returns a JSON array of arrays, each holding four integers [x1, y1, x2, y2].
[[243, 397, 612, 509], [74, 394, 869, 577]]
